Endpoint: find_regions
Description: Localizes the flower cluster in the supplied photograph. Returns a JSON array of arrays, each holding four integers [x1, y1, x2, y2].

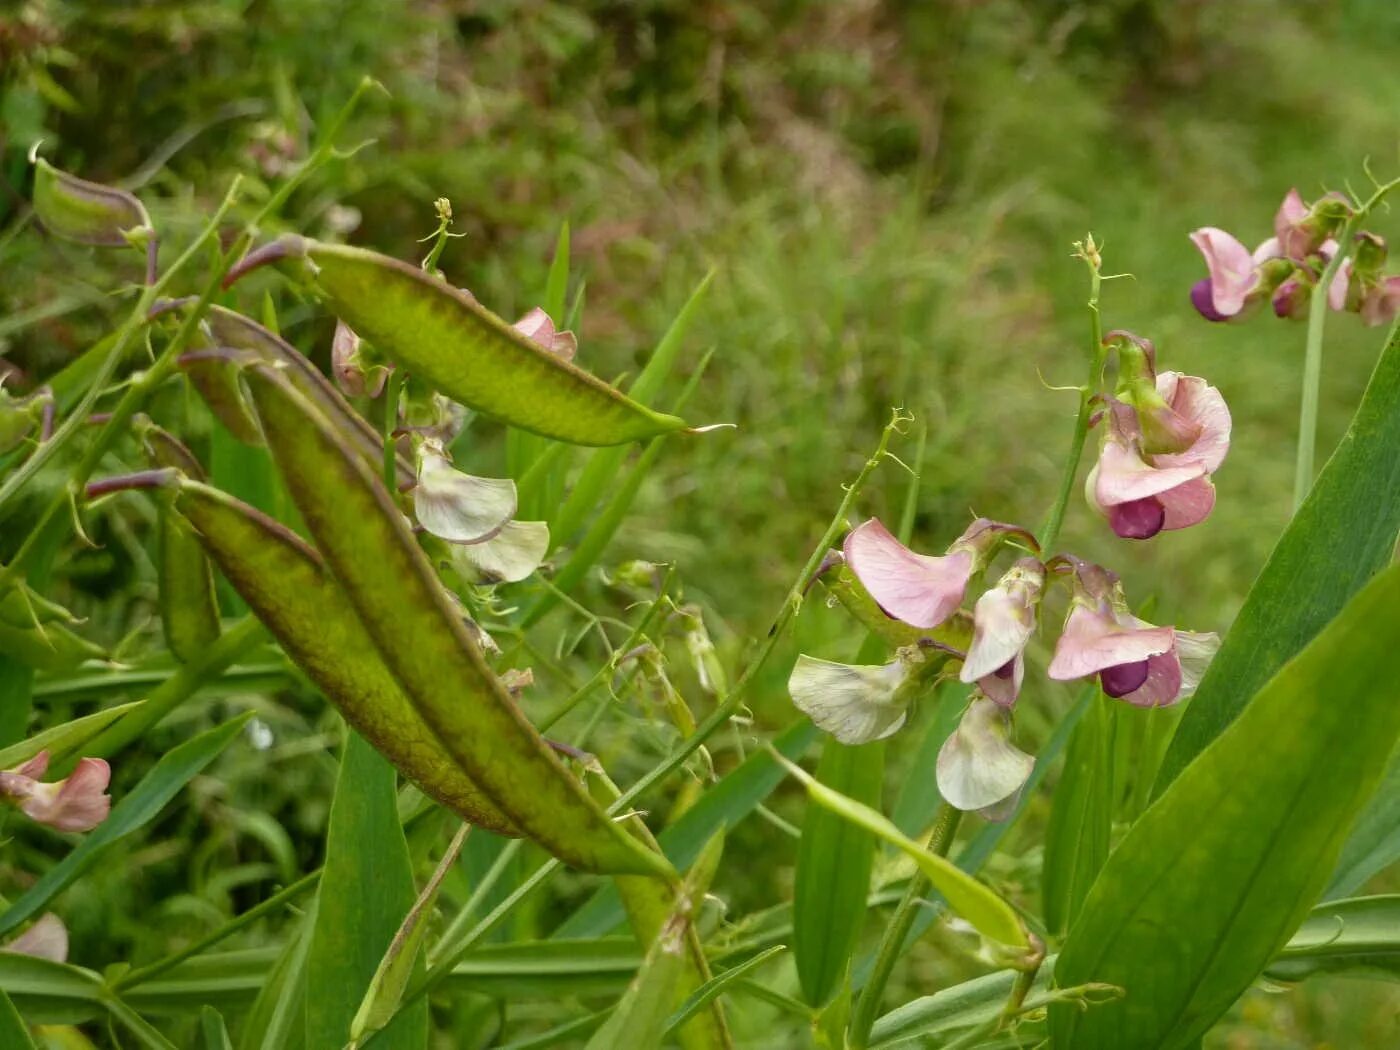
[[789, 519, 1218, 818], [0, 751, 111, 832], [1191, 188, 1400, 326], [333, 303, 578, 587]]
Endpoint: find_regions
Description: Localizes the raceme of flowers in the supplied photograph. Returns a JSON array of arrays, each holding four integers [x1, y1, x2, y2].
[[1191, 188, 1400, 326], [788, 328, 1225, 818]]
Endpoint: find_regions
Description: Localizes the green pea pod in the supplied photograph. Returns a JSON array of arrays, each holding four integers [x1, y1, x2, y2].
[[243, 364, 670, 876], [31, 157, 151, 248], [254, 237, 687, 446], [154, 474, 519, 835], [139, 425, 222, 664], [183, 306, 413, 487]]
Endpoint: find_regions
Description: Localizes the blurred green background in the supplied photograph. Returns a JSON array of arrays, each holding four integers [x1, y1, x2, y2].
[[4, 1, 1400, 1046]]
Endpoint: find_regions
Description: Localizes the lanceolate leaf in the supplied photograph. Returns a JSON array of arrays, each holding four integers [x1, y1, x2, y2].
[[0, 988, 37, 1050], [0, 701, 143, 769], [1156, 320, 1400, 791], [1265, 895, 1400, 982], [306, 731, 427, 1050], [773, 752, 1029, 952], [1052, 563, 1400, 1049], [793, 737, 885, 1006], [1326, 754, 1400, 899], [1041, 689, 1111, 935], [0, 713, 252, 937]]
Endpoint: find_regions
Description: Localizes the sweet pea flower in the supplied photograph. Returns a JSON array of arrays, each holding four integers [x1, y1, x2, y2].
[[1189, 228, 1275, 321], [844, 517, 1036, 630], [0, 752, 111, 832], [1087, 370, 1230, 540], [959, 557, 1045, 707], [936, 694, 1035, 815], [1047, 563, 1218, 707], [1275, 189, 1352, 263]]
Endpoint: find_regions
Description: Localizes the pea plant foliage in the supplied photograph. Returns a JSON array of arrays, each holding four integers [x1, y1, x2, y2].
[[3, 88, 1400, 1049]]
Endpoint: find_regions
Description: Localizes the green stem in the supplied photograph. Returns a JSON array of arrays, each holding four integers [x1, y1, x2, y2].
[[1293, 176, 1400, 511], [382, 369, 404, 490], [1038, 243, 1105, 552], [848, 804, 963, 1049]]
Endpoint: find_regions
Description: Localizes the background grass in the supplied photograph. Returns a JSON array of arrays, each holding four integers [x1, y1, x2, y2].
[[3, 1, 1400, 1045]]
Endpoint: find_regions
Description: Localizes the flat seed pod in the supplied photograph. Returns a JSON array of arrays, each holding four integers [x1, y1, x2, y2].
[[243, 364, 671, 877], [297, 240, 688, 446], [170, 478, 517, 835], [141, 426, 221, 664], [31, 158, 150, 248]]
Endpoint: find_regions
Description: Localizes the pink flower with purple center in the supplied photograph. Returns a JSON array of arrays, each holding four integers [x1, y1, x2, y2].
[[1086, 372, 1230, 540], [0, 751, 112, 833]]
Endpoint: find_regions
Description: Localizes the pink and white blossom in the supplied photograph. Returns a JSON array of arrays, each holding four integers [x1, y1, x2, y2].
[[0, 752, 111, 832]]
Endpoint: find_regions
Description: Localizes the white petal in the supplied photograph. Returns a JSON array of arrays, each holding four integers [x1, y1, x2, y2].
[[5, 913, 67, 962], [1174, 630, 1220, 698], [937, 698, 1034, 812], [788, 655, 909, 745], [413, 443, 516, 544], [451, 520, 550, 584]]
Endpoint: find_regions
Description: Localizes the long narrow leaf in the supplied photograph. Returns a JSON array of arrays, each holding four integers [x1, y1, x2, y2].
[[0, 988, 36, 1050], [772, 752, 1028, 951], [0, 701, 144, 768]]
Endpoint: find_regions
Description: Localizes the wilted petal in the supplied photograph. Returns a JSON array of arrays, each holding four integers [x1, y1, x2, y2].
[[1361, 276, 1400, 327], [961, 559, 1043, 684], [413, 441, 516, 544], [5, 914, 68, 962], [1047, 603, 1175, 682], [789, 655, 910, 745], [18, 758, 111, 832], [451, 520, 550, 584], [1189, 227, 1258, 318], [330, 321, 388, 399], [843, 518, 974, 629], [936, 697, 1034, 812], [513, 307, 578, 361]]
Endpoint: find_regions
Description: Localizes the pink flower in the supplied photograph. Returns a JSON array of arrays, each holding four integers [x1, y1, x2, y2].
[[1047, 564, 1218, 707], [1189, 228, 1280, 321], [330, 321, 390, 399], [1087, 372, 1230, 540], [0, 752, 111, 832], [1361, 276, 1400, 327], [1276, 189, 1352, 263], [844, 517, 1036, 630], [959, 557, 1044, 707]]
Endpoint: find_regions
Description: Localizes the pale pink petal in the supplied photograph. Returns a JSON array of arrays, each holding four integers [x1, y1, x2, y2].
[[843, 518, 973, 629], [1361, 276, 1400, 327], [20, 758, 111, 832], [5, 914, 68, 962], [1251, 237, 1282, 265], [1275, 188, 1309, 256], [513, 307, 577, 361], [13, 752, 49, 779], [960, 560, 1043, 684], [1158, 476, 1216, 531], [1152, 373, 1231, 473], [1047, 604, 1175, 681], [1094, 441, 1206, 506], [1328, 258, 1352, 313], [1190, 227, 1258, 316]]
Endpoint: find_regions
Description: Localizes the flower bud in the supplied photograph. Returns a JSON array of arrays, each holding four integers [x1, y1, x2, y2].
[[331, 321, 391, 398], [31, 156, 152, 249]]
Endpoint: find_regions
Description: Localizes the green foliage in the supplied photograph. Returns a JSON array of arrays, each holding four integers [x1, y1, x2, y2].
[[305, 732, 426, 1049], [1052, 563, 1400, 1048]]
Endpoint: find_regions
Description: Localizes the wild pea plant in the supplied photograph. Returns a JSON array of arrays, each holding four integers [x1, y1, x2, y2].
[[2, 85, 1400, 1049]]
